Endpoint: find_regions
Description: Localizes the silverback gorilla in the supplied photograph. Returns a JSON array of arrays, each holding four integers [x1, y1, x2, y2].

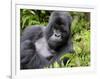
[[20, 11, 73, 69]]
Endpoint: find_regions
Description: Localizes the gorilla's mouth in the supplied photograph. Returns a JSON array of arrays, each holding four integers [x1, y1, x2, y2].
[[48, 40, 63, 50]]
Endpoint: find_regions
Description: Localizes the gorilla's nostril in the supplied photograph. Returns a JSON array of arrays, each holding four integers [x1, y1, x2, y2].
[[55, 34, 60, 37], [55, 34, 57, 37]]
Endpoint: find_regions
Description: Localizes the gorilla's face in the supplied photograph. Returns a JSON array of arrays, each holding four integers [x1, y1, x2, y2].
[[47, 12, 72, 50], [48, 26, 68, 50]]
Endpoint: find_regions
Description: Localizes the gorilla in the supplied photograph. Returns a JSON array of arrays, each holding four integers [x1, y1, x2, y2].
[[20, 11, 73, 69]]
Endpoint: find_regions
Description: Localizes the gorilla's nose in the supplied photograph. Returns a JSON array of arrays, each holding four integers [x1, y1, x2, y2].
[[55, 34, 61, 37]]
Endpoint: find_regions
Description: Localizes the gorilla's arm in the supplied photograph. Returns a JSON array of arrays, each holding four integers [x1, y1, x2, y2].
[[26, 54, 50, 69], [20, 26, 53, 69], [20, 39, 36, 69], [21, 26, 43, 42]]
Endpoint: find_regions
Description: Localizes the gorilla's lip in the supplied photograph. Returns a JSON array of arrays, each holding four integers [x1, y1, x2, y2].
[[48, 38, 62, 42]]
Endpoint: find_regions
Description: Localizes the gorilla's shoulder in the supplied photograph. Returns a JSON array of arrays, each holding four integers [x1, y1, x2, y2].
[[21, 25, 46, 41], [23, 25, 43, 32], [22, 25, 46, 34]]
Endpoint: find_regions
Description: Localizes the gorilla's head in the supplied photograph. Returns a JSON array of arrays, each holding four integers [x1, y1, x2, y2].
[[46, 11, 72, 51]]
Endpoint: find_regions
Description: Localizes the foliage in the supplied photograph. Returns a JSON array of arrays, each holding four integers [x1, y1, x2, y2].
[[20, 9, 51, 31], [20, 9, 90, 68]]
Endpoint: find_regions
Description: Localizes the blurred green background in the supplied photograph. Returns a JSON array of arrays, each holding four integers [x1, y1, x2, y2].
[[20, 9, 90, 68]]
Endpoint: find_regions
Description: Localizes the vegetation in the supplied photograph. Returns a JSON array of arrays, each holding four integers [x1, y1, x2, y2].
[[20, 9, 90, 68]]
